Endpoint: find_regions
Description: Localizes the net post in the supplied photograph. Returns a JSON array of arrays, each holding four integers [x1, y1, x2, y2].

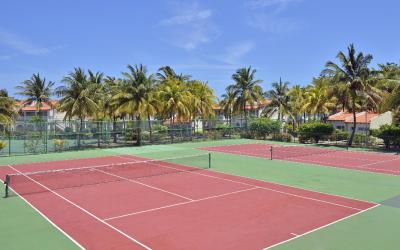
[[4, 175, 10, 198], [208, 153, 211, 169], [270, 146, 273, 160]]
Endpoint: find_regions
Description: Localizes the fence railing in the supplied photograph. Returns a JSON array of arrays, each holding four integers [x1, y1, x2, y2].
[[0, 119, 246, 156], [1, 119, 399, 156]]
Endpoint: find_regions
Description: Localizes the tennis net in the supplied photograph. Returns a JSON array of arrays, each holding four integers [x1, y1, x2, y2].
[[269, 145, 346, 160], [4, 153, 211, 198]]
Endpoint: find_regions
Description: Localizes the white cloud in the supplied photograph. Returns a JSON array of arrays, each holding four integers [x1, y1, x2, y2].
[[245, 0, 302, 33], [159, 9, 213, 26], [156, 2, 218, 51], [247, 14, 298, 33], [0, 29, 51, 56], [221, 41, 255, 65], [247, 0, 300, 9]]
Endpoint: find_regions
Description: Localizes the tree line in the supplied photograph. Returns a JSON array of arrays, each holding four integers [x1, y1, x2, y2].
[[1, 44, 400, 146]]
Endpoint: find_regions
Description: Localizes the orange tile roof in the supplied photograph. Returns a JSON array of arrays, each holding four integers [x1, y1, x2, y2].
[[327, 111, 353, 121], [344, 111, 378, 124], [16, 101, 58, 111]]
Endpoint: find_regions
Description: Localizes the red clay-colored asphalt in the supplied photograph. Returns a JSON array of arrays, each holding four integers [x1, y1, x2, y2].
[[1, 154, 376, 249], [199, 143, 400, 175]]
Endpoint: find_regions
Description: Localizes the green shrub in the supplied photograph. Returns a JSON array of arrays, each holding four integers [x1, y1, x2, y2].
[[215, 124, 231, 136], [334, 129, 349, 141], [271, 133, 292, 142], [53, 139, 68, 152], [153, 125, 168, 133], [298, 122, 334, 143], [24, 133, 44, 154], [373, 124, 400, 149], [249, 118, 280, 139], [0, 140, 7, 151]]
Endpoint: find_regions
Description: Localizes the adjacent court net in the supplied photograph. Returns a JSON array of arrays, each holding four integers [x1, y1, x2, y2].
[[270, 145, 346, 160], [4, 153, 211, 197]]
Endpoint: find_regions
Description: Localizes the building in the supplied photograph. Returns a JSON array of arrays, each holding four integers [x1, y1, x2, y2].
[[327, 111, 392, 134], [15, 101, 65, 121]]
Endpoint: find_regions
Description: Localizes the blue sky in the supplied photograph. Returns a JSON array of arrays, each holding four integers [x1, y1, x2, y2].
[[1, 0, 400, 98]]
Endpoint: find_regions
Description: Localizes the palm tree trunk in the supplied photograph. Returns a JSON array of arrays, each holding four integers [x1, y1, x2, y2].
[[347, 97, 357, 147]]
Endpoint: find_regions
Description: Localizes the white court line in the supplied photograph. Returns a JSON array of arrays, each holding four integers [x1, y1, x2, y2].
[[93, 168, 193, 201], [283, 157, 400, 175], [7, 165, 152, 250], [105, 187, 260, 221], [203, 147, 400, 176], [117, 153, 378, 205], [5, 165, 85, 250], [290, 233, 299, 237], [114, 155, 368, 212], [356, 157, 400, 168], [263, 204, 381, 250]]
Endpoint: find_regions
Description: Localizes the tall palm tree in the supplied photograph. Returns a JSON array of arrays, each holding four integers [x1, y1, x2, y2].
[[375, 63, 400, 123], [187, 80, 215, 131], [219, 88, 236, 126], [16, 73, 54, 117], [112, 64, 158, 144], [0, 89, 16, 124], [157, 66, 191, 82], [287, 85, 305, 128], [322, 44, 378, 146], [263, 78, 290, 122], [227, 66, 263, 128], [103, 76, 123, 143], [87, 70, 105, 147], [158, 77, 191, 124], [56, 68, 99, 148], [302, 78, 336, 121]]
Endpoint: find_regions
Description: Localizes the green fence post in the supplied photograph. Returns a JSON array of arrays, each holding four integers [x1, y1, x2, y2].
[[208, 153, 211, 169], [8, 132, 11, 156]]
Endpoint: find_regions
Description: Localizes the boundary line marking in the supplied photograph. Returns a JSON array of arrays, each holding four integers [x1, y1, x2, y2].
[[199, 147, 400, 176], [4, 167, 85, 250], [114, 154, 378, 206], [262, 204, 381, 250], [7, 165, 152, 250], [105, 187, 259, 221], [93, 168, 193, 201], [115, 155, 369, 211]]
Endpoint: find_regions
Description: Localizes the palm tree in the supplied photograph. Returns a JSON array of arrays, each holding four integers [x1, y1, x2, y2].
[[87, 70, 105, 147], [112, 64, 158, 144], [227, 66, 263, 128], [287, 85, 305, 128], [157, 66, 191, 82], [56, 68, 99, 148], [219, 88, 236, 126], [158, 77, 191, 124], [0, 89, 16, 124], [302, 78, 336, 121], [263, 78, 290, 122], [322, 44, 378, 146], [16, 73, 54, 117], [187, 80, 215, 131], [103, 76, 123, 143], [375, 63, 400, 123]]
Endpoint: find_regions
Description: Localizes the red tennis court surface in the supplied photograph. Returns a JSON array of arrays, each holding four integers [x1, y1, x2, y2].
[[199, 143, 400, 175], [0, 155, 376, 249]]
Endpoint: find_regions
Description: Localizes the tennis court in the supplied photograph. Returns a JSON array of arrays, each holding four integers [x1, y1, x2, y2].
[[200, 143, 400, 175], [0, 152, 375, 249]]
